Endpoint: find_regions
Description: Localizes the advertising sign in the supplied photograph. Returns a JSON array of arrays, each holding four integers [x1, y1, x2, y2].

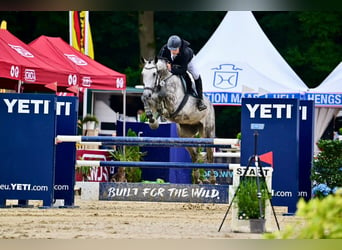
[[99, 183, 228, 203], [54, 96, 78, 206], [298, 100, 314, 201], [241, 98, 300, 213], [0, 93, 56, 207]]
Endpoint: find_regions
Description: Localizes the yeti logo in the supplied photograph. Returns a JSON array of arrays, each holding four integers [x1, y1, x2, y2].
[[211, 64, 242, 89]]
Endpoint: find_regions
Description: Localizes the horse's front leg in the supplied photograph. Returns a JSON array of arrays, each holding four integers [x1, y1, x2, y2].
[[206, 147, 216, 184], [156, 102, 169, 121], [186, 146, 203, 184], [141, 94, 159, 129]]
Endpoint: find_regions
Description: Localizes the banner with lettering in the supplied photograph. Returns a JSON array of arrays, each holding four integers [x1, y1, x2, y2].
[[0, 93, 56, 207], [54, 96, 78, 206], [241, 98, 300, 213], [99, 183, 228, 203]]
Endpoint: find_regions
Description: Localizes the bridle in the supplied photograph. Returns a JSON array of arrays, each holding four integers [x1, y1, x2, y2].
[[142, 63, 173, 92], [142, 64, 158, 92]]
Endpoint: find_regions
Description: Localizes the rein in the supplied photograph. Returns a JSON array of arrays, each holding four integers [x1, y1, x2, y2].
[[157, 73, 189, 119]]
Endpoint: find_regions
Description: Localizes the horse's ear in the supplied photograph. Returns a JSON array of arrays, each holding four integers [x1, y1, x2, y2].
[[141, 57, 147, 64], [154, 56, 158, 64]]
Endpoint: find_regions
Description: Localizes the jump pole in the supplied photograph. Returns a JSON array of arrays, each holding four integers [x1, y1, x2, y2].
[[56, 135, 238, 148], [76, 160, 240, 170]]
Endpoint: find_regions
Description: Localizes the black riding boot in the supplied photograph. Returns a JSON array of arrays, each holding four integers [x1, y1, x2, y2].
[[195, 77, 207, 111], [184, 73, 192, 94]]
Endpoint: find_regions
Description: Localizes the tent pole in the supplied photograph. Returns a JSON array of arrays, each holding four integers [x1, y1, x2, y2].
[[17, 80, 22, 93], [83, 88, 88, 117], [123, 89, 126, 137]]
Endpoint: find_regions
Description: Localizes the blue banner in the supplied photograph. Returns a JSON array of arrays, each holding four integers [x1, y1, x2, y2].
[[54, 96, 78, 206], [306, 93, 342, 107], [204, 91, 342, 107], [241, 98, 300, 213], [204, 92, 303, 105], [0, 93, 56, 207], [298, 100, 314, 201]]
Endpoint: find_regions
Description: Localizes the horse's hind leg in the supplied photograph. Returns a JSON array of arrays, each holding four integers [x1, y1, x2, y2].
[[202, 108, 217, 184]]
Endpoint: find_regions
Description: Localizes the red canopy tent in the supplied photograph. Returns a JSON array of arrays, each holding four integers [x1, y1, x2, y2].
[[0, 29, 75, 92], [29, 36, 126, 91]]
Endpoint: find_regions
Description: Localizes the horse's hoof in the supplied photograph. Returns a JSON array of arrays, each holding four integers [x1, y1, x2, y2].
[[149, 121, 159, 130]]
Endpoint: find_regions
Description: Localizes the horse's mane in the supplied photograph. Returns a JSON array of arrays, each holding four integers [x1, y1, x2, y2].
[[157, 56, 169, 63]]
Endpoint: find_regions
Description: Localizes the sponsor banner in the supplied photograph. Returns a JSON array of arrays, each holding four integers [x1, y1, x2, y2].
[[99, 183, 228, 203], [298, 100, 315, 201], [204, 92, 303, 105], [54, 96, 78, 206], [203, 169, 233, 185], [0, 93, 56, 207], [305, 92, 342, 107], [241, 98, 300, 213], [204, 91, 342, 107]]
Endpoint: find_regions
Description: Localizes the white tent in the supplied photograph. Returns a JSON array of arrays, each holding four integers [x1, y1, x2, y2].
[[311, 62, 342, 93], [193, 11, 308, 105], [308, 61, 342, 149]]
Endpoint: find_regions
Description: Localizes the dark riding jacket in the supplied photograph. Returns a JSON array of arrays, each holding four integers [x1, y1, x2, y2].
[[158, 39, 194, 76]]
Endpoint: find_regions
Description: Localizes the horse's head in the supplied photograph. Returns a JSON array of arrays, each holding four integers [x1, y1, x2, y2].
[[141, 57, 158, 96], [140, 57, 160, 129]]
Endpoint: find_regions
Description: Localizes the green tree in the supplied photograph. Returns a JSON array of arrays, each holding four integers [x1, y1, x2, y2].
[[257, 11, 342, 87], [311, 139, 342, 188]]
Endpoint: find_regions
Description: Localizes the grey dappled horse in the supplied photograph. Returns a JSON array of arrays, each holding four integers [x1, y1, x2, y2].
[[141, 57, 216, 184]]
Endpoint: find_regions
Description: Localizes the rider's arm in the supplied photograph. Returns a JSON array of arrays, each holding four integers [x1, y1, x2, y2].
[[170, 48, 193, 75]]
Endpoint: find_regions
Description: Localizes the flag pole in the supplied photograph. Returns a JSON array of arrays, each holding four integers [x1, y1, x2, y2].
[[69, 11, 73, 46], [84, 11, 89, 56]]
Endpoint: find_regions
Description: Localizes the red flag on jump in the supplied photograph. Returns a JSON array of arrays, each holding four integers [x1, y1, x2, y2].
[[259, 151, 273, 168]]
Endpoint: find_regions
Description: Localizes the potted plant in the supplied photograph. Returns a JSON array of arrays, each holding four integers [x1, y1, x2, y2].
[[109, 128, 146, 182], [82, 114, 99, 130], [75, 156, 93, 181], [235, 176, 270, 233], [236, 132, 241, 141]]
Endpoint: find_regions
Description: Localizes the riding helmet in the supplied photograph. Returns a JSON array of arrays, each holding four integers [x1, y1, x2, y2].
[[167, 35, 182, 50]]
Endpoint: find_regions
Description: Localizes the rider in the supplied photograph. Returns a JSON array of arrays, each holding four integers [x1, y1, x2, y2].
[[158, 35, 207, 111]]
